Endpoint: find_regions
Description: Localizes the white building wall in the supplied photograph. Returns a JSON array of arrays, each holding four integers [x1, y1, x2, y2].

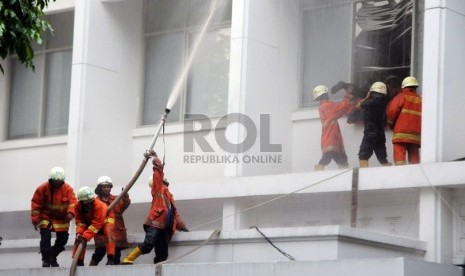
[[1, 0, 465, 271]]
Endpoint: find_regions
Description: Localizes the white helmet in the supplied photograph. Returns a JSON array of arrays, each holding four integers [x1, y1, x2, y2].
[[313, 85, 328, 100], [77, 186, 95, 202], [97, 175, 113, 187], [148, 176, 153, 188], [49, 167, 65, 181], [401, 76, 419, 88], [370, 82, 387, 95], [148, 176, 169, 188]]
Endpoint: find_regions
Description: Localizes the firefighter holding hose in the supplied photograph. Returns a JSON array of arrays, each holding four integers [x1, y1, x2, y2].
[[122, 151, 188, 265], [72, 186, 114, 266]]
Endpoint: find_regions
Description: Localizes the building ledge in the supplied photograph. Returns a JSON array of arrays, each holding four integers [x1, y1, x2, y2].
[[0, 225, 426, 255], [164, 161, 465, 202]]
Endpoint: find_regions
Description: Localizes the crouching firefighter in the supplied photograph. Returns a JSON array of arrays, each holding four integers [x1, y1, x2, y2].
[[90, 176, 130, 265], [31, 167, 77, 267], [122, 151, 188, 265], [72, 186, 114, 266]]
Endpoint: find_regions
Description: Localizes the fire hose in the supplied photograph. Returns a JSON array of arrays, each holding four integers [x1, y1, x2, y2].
[[69, 110, 170, 276]]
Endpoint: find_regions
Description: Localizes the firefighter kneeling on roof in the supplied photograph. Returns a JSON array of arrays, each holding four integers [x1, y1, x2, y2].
[[72, 186, 115, 266], [122, 150, 188, 265]]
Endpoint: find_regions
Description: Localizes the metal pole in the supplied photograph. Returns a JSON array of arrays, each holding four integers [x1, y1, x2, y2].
[[351, 168, 359, 228]]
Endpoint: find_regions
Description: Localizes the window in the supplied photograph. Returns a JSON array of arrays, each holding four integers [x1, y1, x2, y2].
[[7, 11, 74, 140], [301, 0, 416, 107], [141, 0, 232, 125]]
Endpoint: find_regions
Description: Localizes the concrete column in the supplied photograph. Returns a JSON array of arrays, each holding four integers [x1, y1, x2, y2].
[[422, 0, 465, 162], [66, 0, 143, 187], [222, 198, 240, 230], [225, 0, 297, 177], [419, 187, 453, 263], [421, 1, 444, 163]]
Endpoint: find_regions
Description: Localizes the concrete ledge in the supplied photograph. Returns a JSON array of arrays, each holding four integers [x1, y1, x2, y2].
[[1, 226, 425, 253], [0, 258, 462, 276], [0, 226, 426, 269], [166, 161, 465, 202]]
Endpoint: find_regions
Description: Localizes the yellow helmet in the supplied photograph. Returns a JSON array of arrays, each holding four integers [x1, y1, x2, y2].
[[313, 85, 328, 100], [370, 82, 387, 95], [77, 186, 95, 202], [49, 167, 65, 181], [401, 76, 419, 88], [97, 175, 113, 187]]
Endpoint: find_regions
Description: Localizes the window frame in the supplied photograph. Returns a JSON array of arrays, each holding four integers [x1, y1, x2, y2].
[[300, 0, 421, 109], [5, 11, 74, 141], [139, 0, 232, 127]]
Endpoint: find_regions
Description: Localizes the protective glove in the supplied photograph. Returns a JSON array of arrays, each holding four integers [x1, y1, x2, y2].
[[66, 213, 74, 222], [144, 150, 157, 159], [122, 188, 129, 199], [76, 234, 87, 245], [32, 221, 40, 231], [180, 227, 190, 232]]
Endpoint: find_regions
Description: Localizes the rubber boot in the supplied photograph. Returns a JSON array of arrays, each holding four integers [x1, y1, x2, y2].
[[89, 259, 99, 266], [49, 248, 59, 267], [106, 255, 115, 265], [41, 248, 50, 267], [122, 247, 142, 265], [359, 160, 369, 168], [42, 260, 51, 268], [314, 164, 325, 171]]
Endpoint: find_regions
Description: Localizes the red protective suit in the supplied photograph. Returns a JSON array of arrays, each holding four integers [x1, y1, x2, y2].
[[31, 182, 77, 232], [386, 87, 422, 164], [318, 96, 354, 153]]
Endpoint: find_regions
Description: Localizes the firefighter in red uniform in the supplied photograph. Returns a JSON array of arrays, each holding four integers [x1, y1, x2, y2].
[[122, 151, 188, 264], [31, 167, 77, 267], [72, 186, 113, 266], [90, 176, 131, 265], [313, 84, 355, 170], [386, 76, 422, 165]]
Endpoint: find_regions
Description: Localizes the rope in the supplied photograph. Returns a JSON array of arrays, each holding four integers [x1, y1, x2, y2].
[[162, 120, 166, 167], [419, 165, 464, 223], [154, 229, 221, 276], [251, 226, 296, 261], [190, 169, 352, 231]]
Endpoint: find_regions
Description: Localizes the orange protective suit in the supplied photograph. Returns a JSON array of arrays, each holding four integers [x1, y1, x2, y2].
[[96, 194, 130, 249], [386, 87, 422, 164], [72, 198, 114, 261], [31, 182, 77, 232]]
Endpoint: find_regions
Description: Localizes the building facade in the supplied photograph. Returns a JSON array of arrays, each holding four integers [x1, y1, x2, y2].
[[1, 0, 465, 272]]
